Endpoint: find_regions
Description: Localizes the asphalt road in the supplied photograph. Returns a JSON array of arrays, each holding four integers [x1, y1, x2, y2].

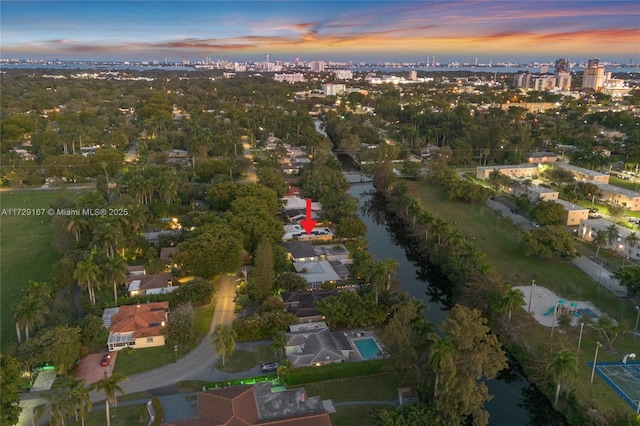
[[17, 274, 239, 426], [115, 274, 238, 396]]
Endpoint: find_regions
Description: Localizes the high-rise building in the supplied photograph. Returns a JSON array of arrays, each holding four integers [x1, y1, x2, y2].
[[554, 58, 569, 74], [555, 71, 572, 90], [582, 59, 606, 91], [474, 57, 478, 66], [513, 72, 531, 89], [309, 61, 325, 72], [408, 70, 417, 81]]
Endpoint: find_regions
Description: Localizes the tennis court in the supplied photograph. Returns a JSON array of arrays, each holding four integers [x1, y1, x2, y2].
[[591, 361, 640, 412]]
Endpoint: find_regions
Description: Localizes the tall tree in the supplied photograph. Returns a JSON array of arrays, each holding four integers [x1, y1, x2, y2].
[[501, 287, 525, 321], [435, 305, 507, 426], [102, 254, 127, 305], [90, 372, 128, 426], [427, 335, 456, 399], [40, 387, 73, 426], [68, 378, 92, 426], [367, 259, 400, 305], [210, 324, 237, 367], [73, 251, 100, 306], [249, 237, 275, 301], [623, 232, 639, 267], [546, 349, 578, 406], [13, 292, 48, 342], [592, 230, 607, 257], [0, 355, 22, 425]]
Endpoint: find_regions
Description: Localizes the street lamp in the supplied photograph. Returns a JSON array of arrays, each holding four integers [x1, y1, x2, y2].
[[550, 302, 557, 336], [590, 341, 603, 384], [577, 323, 585, 356], [174, 345, 178, 361], [528, 279, 536, 313], [622, 353, 636, 364], [634, 306, 640, 336]]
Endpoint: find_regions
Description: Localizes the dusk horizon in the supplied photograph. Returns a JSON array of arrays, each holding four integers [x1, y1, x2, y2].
[[1, 1, 639, 64]]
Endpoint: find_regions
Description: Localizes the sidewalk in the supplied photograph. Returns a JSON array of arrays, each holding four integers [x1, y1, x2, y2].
[[571, 255, 628, 297]]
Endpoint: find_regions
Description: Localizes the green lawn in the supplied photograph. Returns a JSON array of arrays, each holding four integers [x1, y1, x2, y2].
[[609, 175, 640, 193], [410, 182, 636, 320], [298, 373, 404, 402], [216, 349, 256, 372], [216, 344, 280, 373], [0, 190, 71, 351], [113, 342, 197, 376], [331, 404, 394, 426], [409, 180, 640, 415], [63, 402, 149, 426], [194, 304, 216, 335]]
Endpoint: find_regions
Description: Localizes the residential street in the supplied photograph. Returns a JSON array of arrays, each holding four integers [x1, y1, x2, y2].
[[115, 273, 238, 396], [18, 274, 239, 426]]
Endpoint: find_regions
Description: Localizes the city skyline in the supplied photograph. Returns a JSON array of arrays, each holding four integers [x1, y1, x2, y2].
[[1, 1, 639, 63]]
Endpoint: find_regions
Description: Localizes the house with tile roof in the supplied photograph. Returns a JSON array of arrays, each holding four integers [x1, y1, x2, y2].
[[106, 302, 169, 352], [164, 382, 331, 426], [285, 322, 354, 367]]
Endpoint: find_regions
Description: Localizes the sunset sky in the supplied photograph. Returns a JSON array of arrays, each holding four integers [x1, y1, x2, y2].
[[1, 1, 639, 63]]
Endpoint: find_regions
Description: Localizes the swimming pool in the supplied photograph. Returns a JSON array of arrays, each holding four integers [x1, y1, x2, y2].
[[354, 338, 381, 359]]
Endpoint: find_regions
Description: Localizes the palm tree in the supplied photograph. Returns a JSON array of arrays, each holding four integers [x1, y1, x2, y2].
[[90, 372, 128, 426], [367, 259, 400, 305], [270, 331, 286, 358], [74, 251, 100, 306], [13, 293, 48, 342], [606, 224, 620, 247], [41, 387, 73, 426], [431, 218, 450, 246], [65, 378, 92, 426], [428, 334, 456, 398], [623, 232, 639, 267], [546, 349, 578, 406], [501, 287, 525, 321], [102, 255, 127, 305], [418, 211, 434, 242], [593, 230, 607, 257], [211, 324, 237, 367]]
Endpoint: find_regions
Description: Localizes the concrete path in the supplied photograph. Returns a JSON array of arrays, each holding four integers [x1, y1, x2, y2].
[[486, 199, 628, 297]]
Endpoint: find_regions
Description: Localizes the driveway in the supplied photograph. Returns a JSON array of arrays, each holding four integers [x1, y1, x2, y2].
[[111, 274, 238, 397], [76, 352, 117, 385]]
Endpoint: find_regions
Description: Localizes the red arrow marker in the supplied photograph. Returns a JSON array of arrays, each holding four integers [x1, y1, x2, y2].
[[300, 198, 317, 235]]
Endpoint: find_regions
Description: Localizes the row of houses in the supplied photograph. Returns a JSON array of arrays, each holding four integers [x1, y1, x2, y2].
[[580, 218, 640, 261], [477, 163, 640, 211]]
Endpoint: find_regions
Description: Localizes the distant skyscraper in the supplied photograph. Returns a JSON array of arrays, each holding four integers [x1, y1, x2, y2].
[[474, 57, 478, 66], [513, 72, 531, 89], [582, 59, 606, 91], [408, 70, 417, 81], [265, 54, 270, 64], [310, 60, 325, 72], [554, 58, 569, 74], [555, 71, 572, 90]]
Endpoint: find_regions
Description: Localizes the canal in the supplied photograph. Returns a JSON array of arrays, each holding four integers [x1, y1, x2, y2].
[[348, 183, 566, 426]]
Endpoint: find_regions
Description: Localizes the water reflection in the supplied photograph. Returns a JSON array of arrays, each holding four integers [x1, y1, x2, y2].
[[350, 182, 567, 426]]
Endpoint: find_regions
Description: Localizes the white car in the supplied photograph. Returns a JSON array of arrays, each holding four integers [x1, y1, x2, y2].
[[531, 222, 540, 228]]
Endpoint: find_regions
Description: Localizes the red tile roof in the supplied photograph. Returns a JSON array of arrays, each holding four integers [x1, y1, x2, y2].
[[109, 302, 169, 339]]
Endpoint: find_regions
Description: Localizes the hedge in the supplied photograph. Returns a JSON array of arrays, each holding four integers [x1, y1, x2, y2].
[[286, 359, 392, 386]]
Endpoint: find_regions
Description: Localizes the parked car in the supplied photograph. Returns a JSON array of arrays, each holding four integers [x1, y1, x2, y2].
[[589, 214, 603, 219], [531, 222, 540, 228], [510, 208, 519, 214], [100, 354, 112, 366], [260, 362, 279, 372], [589, 208, 599, 213]]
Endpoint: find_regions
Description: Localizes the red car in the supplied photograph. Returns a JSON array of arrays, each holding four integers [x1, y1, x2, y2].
[[100, 354, 112, 366]]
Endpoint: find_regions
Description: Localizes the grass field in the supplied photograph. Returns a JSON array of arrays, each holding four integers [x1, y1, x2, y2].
[[63, 402, 149, 425], [113, 342, 197, 376], [0, 190, 72, 351], [331, 405, 395, 426], [300, 373, 403, 402], [409, 180, 640, 414]]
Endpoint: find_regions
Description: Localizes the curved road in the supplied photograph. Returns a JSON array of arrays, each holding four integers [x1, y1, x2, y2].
[[116, 274, 238, 395]]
